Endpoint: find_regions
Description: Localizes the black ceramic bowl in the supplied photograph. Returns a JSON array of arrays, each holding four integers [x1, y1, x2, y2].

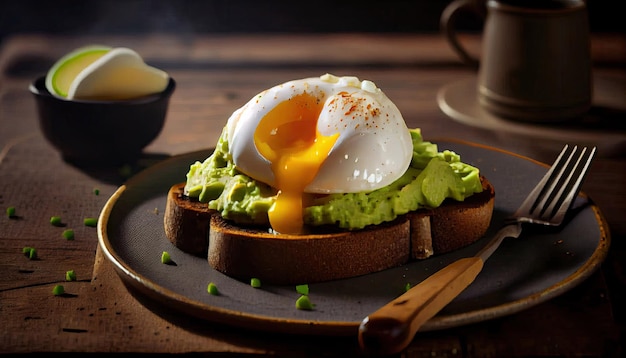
[[29, 76, 176, 165]]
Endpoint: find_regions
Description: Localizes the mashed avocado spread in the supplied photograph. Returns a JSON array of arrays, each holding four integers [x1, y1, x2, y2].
[[184, 128, 483, 230]]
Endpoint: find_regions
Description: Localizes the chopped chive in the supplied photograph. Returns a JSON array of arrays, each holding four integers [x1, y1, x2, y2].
[[405, 283, 412, 292], [52, 285, 65, 296], [50, 216, 62, 226], [250, 278, 261, 288], [295, 295, 314, 310], [83, 217, 97, 227], [22, 246, 36, 259], [93, 188, 100, 195], [6, 206, 16, 217], [62, 229, 74, 240], [161, 251, 172, 264], [22, 247, 37, 259], [296, 284, 309, 296], [207, 282, 219, 295], [65, 270, 76, 281]]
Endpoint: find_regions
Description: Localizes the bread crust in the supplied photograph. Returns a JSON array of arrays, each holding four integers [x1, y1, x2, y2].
[[163, 177, 494, 284], [209, 215, 410, 285], [164, 183, 214, 257]]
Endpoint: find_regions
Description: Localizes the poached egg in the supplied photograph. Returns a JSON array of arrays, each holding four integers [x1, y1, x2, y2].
[[226, 74, 412, 234]]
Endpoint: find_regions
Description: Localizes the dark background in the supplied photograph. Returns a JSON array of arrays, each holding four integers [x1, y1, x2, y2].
[[1, 0, 623, 44]]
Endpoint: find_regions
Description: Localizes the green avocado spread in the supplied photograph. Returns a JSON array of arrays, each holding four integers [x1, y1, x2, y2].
[[184, 128, 483, 230]]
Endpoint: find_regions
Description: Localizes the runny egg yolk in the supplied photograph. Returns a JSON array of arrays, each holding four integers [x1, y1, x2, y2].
[[254, 92, 339, 234]]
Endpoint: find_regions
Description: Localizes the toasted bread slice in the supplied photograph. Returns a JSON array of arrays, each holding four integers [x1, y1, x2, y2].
[[164, 184, 214, 257], [164, 177, 494, 284]]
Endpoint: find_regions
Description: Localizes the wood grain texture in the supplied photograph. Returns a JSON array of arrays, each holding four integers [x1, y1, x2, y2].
[[1, 33, 624, 356]]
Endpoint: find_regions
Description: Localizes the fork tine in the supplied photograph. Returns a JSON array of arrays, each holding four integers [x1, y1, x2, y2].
[[534, 145, 578, 218], [514, 144, 571, 218], [514, 144, 596, 225], [546, 146, 596, 224]]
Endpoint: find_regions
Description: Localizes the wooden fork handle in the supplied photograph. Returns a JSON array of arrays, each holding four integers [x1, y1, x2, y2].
[[358, 257, 484, 356]]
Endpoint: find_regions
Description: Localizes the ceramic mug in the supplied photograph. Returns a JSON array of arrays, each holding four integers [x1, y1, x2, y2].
[[441, 0, 592, 122]]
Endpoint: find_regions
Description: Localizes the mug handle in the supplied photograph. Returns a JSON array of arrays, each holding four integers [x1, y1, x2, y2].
[[440, 0, 486, 67]]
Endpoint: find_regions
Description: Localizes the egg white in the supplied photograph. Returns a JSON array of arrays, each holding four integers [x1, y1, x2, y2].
[[227, 74, 413, 194]]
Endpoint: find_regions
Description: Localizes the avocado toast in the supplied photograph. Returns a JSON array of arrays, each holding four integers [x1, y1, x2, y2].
[[164, 128, 494, 284]]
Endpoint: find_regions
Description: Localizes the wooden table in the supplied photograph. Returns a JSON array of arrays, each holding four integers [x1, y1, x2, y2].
[[1, 33, 624, 357]]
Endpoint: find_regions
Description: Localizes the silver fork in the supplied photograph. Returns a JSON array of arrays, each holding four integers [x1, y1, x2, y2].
[[358, 144, 596, 356]]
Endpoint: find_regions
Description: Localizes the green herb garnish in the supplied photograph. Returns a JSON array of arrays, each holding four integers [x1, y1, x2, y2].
[[50, 216, 62, 226], [52, 285, 65, 296], [6, 206, 16, 218], [62, 229, 74, 240], [161, 251, 172, 264], [22, 247, 37, 259], [22, 246, 37, 260], [250, 278, 261, 288], [295, 295, 314, 310], [296, 284, 309, 295], [65, 270, 76, 281], [207, 282, 219, 295], [83, 217, 97, 227]]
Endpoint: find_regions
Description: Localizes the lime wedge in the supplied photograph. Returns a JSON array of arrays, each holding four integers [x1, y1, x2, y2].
[[68, 47, 169, 100], [45, 45, 111, 97]]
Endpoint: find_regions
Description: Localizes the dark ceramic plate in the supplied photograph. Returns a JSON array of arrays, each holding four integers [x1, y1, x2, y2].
[[97, 140, 610, 336]]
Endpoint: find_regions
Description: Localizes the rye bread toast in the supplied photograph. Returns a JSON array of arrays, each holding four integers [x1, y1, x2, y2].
[[164, 176, 494, 284]]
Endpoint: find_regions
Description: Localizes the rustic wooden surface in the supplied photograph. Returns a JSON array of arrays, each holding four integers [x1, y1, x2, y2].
[[1, 33, 625, 357]]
